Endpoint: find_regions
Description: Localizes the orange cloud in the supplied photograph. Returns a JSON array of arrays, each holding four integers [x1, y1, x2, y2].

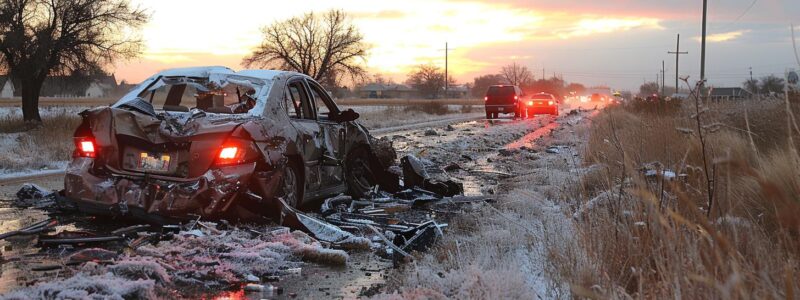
[[695, 30, 750, 42]]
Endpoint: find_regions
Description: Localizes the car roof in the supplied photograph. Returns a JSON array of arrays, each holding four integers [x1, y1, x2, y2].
[[146, 66, 303, 81]]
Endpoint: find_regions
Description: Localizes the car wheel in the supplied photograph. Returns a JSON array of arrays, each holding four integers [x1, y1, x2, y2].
[[280, 160, 302, 208], [345, 147, 375, 198]]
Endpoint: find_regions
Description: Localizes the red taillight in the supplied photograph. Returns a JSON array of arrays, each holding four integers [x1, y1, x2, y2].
[[215, 139, 256, 166], [548, 101, 554, 106], [526, 101, 534, 106], [219, 146, 239, 160], [74, 137, 96, 158], [514, 95, 519, 100], [484, 96, 488, 101]]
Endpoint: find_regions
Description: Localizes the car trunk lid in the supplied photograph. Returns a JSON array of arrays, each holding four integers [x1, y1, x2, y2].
[[80, 105, 259, 178]]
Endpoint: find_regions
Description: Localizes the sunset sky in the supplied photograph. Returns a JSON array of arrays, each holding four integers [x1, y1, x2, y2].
[[117, 0, 800, 91]]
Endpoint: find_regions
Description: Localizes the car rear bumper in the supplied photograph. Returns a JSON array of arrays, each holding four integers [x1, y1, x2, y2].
[[63, 157, 279, 220], [485, 104, 518, 113], [524, 106, 558, 115]]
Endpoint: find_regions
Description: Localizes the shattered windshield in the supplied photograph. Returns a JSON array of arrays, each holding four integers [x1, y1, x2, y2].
[[131, 74, 269, 115]]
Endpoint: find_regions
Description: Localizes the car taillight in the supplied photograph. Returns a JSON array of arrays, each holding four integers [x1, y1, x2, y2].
[[484, 96, 488, 101], [74, 137, 97, 158], [527, 101, 534, 106], [214, 139, 257, 166], [548, 101, 554, 105], [514, 95, 519, 100]]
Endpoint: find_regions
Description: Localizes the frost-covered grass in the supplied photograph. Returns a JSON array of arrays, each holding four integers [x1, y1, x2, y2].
[[0, 107, 83, 173], [556, 99, 800, 298], [1, 224, 351, 298]]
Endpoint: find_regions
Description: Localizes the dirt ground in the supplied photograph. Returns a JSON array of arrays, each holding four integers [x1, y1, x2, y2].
[[0, 103, 594, 299]]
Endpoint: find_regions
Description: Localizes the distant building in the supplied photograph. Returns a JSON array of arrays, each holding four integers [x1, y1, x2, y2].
[[709, 87, 752, 101], [358, 83, 417, 99], [445, 85, 469, 99], [0, 73, 118, 99]]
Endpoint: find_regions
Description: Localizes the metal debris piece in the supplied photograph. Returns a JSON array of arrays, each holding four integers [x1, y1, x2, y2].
[[545, 147, 560, 154], [67, 248, 119, 264], [0, 219, 58, 240], [38, 231, 125, 247]]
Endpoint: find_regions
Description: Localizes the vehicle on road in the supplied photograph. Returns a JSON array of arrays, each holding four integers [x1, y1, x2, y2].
[[65, 66, 386, 221], [590, 93, 606, 102], [520, 92, 559, 117], [484, 85, 524, 119]]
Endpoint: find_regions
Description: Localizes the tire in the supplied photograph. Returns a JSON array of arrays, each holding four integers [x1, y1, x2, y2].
[[279, 160, 302, 208], [345, 147, 376, 198]]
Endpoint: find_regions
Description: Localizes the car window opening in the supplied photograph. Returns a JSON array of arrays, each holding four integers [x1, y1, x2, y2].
[[137, 76, 264, 115]]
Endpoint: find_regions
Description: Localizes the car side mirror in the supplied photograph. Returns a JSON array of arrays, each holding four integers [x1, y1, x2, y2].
[[336, 109, 359, 122]]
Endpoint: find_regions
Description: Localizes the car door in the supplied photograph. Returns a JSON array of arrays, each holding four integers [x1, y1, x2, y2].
[[306, 79, 347, 193], [284, 78, 324, 199]]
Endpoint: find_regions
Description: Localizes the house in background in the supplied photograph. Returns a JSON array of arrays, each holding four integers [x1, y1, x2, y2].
[[709, 87, 752, 101], [358, 83, 417, 99], [0, 73, 118, 99], [445, 85, 469, 99]]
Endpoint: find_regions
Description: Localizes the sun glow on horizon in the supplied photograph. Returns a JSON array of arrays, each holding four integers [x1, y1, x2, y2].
[[115, 0, 665, 84]]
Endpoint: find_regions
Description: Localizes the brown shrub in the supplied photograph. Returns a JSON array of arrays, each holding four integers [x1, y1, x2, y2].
[[564, 99, 800, 298]]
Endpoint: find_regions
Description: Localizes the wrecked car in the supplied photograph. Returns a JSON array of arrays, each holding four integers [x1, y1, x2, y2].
[[64, 66, 383, 221]]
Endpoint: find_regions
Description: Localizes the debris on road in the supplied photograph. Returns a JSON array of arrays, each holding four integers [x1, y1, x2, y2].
[[424, 128, 438, 136], [0, 218, 58, 240]]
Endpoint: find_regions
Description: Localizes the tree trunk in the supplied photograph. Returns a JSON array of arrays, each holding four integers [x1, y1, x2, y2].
[[20, 79, 43, 123]]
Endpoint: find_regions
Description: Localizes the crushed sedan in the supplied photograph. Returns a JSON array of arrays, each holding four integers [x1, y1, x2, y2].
[[64, 66, 389, 222]]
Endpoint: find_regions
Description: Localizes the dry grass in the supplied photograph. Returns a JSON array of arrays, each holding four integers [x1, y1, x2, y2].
[[357, 105, 480, 129], [557, 98, 800, 298], [0, 108, 82, 172]]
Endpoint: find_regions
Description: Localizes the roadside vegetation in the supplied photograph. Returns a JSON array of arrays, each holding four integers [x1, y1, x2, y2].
[[557, 91, 800, 298], [0, 108, 81, 172]]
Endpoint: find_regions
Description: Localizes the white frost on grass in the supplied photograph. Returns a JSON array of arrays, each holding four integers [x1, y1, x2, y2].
[[2, 225, 351, 298], [0, 273, 157, 300]]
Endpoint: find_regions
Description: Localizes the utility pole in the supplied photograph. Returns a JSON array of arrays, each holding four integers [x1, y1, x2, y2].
[[668, 34, 688, 92], [661, 60, 666, 96], [749, 67, 753, 82], [542, 68, 545, 81], [438, 42, 455, 98], [700, 0, 708, 95], [445, 42, 448, 98]]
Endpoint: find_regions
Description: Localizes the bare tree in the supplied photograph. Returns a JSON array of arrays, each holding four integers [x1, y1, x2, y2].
[[0, 0, 148, 123], [759, 75, 785, 95], [500, 62, 533, 87], [743, 78, 759, 95], [471, 74, 505, 98], [407, 64, 446, 99], [243, 9, 368, 88]]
